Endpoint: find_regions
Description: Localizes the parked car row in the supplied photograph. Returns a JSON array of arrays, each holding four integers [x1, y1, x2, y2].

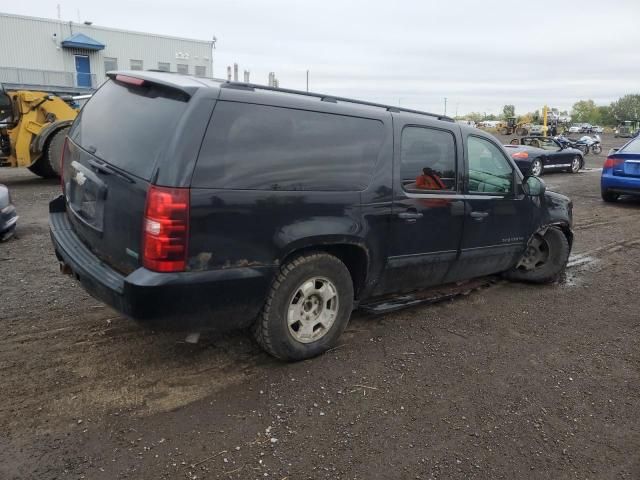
[[504, 136, 584, 177], [567, 123, 604, 134]]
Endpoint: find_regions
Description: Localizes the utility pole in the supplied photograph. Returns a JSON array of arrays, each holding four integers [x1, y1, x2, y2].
[[444, 97, 447, 117], [306, 70, 309, 92]]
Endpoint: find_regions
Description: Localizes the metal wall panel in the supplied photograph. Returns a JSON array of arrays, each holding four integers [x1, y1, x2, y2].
[[0, 13, 214, 89]]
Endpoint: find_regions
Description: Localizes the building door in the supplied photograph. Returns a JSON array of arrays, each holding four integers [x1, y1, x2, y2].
[[74, 55, 91, 88]]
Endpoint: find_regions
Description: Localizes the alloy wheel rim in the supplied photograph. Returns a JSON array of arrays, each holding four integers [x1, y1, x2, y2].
[[572, 157, 580, 172], [287, 277, 339, 344], [532, 160, 542, 176], [519, 234, 550, 271]]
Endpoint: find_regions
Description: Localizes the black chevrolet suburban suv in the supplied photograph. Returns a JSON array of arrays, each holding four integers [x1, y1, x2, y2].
[[50, 71, 573, 360]]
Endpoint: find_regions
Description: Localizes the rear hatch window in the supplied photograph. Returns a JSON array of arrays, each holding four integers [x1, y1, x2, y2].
[[69, 79, 189, 179]]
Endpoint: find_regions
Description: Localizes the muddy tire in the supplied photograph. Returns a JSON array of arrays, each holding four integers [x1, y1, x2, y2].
[[504, 228, 570, 284], [252, 253, 354, 361]]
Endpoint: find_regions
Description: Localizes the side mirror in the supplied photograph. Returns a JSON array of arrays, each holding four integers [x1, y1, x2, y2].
[[522, 175, 546, 196]]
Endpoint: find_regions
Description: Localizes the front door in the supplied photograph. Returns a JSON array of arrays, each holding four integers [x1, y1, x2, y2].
[[446, 134, 532, 282], [382, 123, 465, 294], [74, 55, 91, 88]]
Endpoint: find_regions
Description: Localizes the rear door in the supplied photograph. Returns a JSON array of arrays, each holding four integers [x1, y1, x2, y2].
[[382, 120, 465, 293], [63, 77, 192, 274], [446, 134, 531, 282]]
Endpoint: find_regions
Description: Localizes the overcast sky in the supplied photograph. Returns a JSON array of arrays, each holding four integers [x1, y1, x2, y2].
[[5, 0, 640, 115]]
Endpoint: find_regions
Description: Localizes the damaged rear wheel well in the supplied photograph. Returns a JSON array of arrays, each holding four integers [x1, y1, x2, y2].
[[281, 244, 369, 299]]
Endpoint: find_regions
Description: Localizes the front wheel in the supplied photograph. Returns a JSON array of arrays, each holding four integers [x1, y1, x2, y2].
[[569, 156, 582, 173], [504, 228, 570, 284], [252, 253, 354, 361], [591, 144, 602, 155], [530, 158, 543, 177]]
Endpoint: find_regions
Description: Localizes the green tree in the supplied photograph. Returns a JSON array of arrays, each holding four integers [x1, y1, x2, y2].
[[597, 105, 615, 126], [609, 94, 640, 122], [571, 99, 600, 124], [502, 104, 515, 120]]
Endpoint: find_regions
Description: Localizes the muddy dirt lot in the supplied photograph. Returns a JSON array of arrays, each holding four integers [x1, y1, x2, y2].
[[1, 133, 639, 479]]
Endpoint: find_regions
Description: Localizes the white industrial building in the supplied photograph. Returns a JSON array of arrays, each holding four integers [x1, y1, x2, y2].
[[0, 12, 214, 93]]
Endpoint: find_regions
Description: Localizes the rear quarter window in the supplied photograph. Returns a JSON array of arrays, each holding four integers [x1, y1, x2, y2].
[[621, 138, 640, 154], [69, 80, 189, 180], [192, 102, 385, 191]]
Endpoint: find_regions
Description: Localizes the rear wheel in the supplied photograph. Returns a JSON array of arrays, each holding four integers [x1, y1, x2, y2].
[[252, 253, 354, 361], [591, 144, 602, 155], [569, 155, 581, 173], [601, 190, 619, 202], [27, 158, 57, 178], [504, 228, 570, 284]]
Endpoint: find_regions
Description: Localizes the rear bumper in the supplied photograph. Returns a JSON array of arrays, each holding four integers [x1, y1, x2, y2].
[[49, 195, 274, 330], [601, 172, 640, 196]]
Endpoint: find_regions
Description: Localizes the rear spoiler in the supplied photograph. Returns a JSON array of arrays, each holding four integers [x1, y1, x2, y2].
[[106, 71, 208, 97]]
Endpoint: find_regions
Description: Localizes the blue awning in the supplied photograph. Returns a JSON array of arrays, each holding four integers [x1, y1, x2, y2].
[[61, 33, 105, 51]]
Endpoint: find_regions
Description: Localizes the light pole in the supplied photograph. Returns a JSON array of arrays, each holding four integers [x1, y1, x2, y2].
[[306, 70, 309, 92], [444, 97, 447, 116]]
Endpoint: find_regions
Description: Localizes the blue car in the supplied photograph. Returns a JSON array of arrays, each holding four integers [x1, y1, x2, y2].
[[601, 137, 640, 202]]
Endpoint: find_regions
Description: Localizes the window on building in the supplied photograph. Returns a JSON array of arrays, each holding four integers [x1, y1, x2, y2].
[[193, 102, 384, 191], [157, 62, 170, 72], [195, 65, 206, 77], [177, 64, 188, 75], [400, 126, 457, 191], [104, 57, 118, 73], [467, 136, 514, 194], [130, 59, 143, 71]]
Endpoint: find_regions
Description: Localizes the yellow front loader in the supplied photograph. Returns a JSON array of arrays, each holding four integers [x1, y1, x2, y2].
[[0, 86, 80, 178]]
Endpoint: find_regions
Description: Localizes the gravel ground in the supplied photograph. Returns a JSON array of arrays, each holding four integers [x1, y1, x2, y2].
[[0, 133, 638, 479]]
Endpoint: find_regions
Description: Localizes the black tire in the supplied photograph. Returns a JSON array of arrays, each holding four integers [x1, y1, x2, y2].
[[500, 128, 509, 135], [252, 252, 354, 361], [592, 144, 602, 155], [530, 158, 543, 177], [27, 158, 57, 178], [569, 155, 582, 174], [601, 190, 619, 202], [579, 144, 589, 156], [504, 228, 570, 284], [46, 127, 69, 176]]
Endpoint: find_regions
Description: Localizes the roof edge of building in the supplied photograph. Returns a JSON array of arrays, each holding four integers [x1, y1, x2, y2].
[[0, 11, 214, 46]]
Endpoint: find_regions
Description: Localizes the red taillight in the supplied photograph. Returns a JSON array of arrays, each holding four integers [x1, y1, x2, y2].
[[142, 185, 190, 272], [115, 74, 145, 86], [60, 136, 68, 191], [603, 156, 623, 169], [512, 151, 529, 160]]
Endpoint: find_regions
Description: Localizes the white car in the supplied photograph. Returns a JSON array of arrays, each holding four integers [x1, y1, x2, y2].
[[592, 125, 604, 134], [568, 124, 582, 133]]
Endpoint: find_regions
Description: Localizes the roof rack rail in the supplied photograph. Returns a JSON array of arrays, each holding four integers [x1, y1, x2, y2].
[[220, 81, 454, 122]]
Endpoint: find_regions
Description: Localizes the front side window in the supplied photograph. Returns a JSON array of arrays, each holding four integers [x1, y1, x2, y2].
[[467, 136, 513, 194], [130, 59, 143, 70], [400, 126, 457, 191], [193, 102, 384, 191]]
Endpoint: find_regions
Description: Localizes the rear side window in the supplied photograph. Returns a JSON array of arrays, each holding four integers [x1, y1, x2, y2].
[[69, 80, 189, 180], [193, 102, 384, 191], [400, 126, 457, 191], [621, 138, 640, 154]]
